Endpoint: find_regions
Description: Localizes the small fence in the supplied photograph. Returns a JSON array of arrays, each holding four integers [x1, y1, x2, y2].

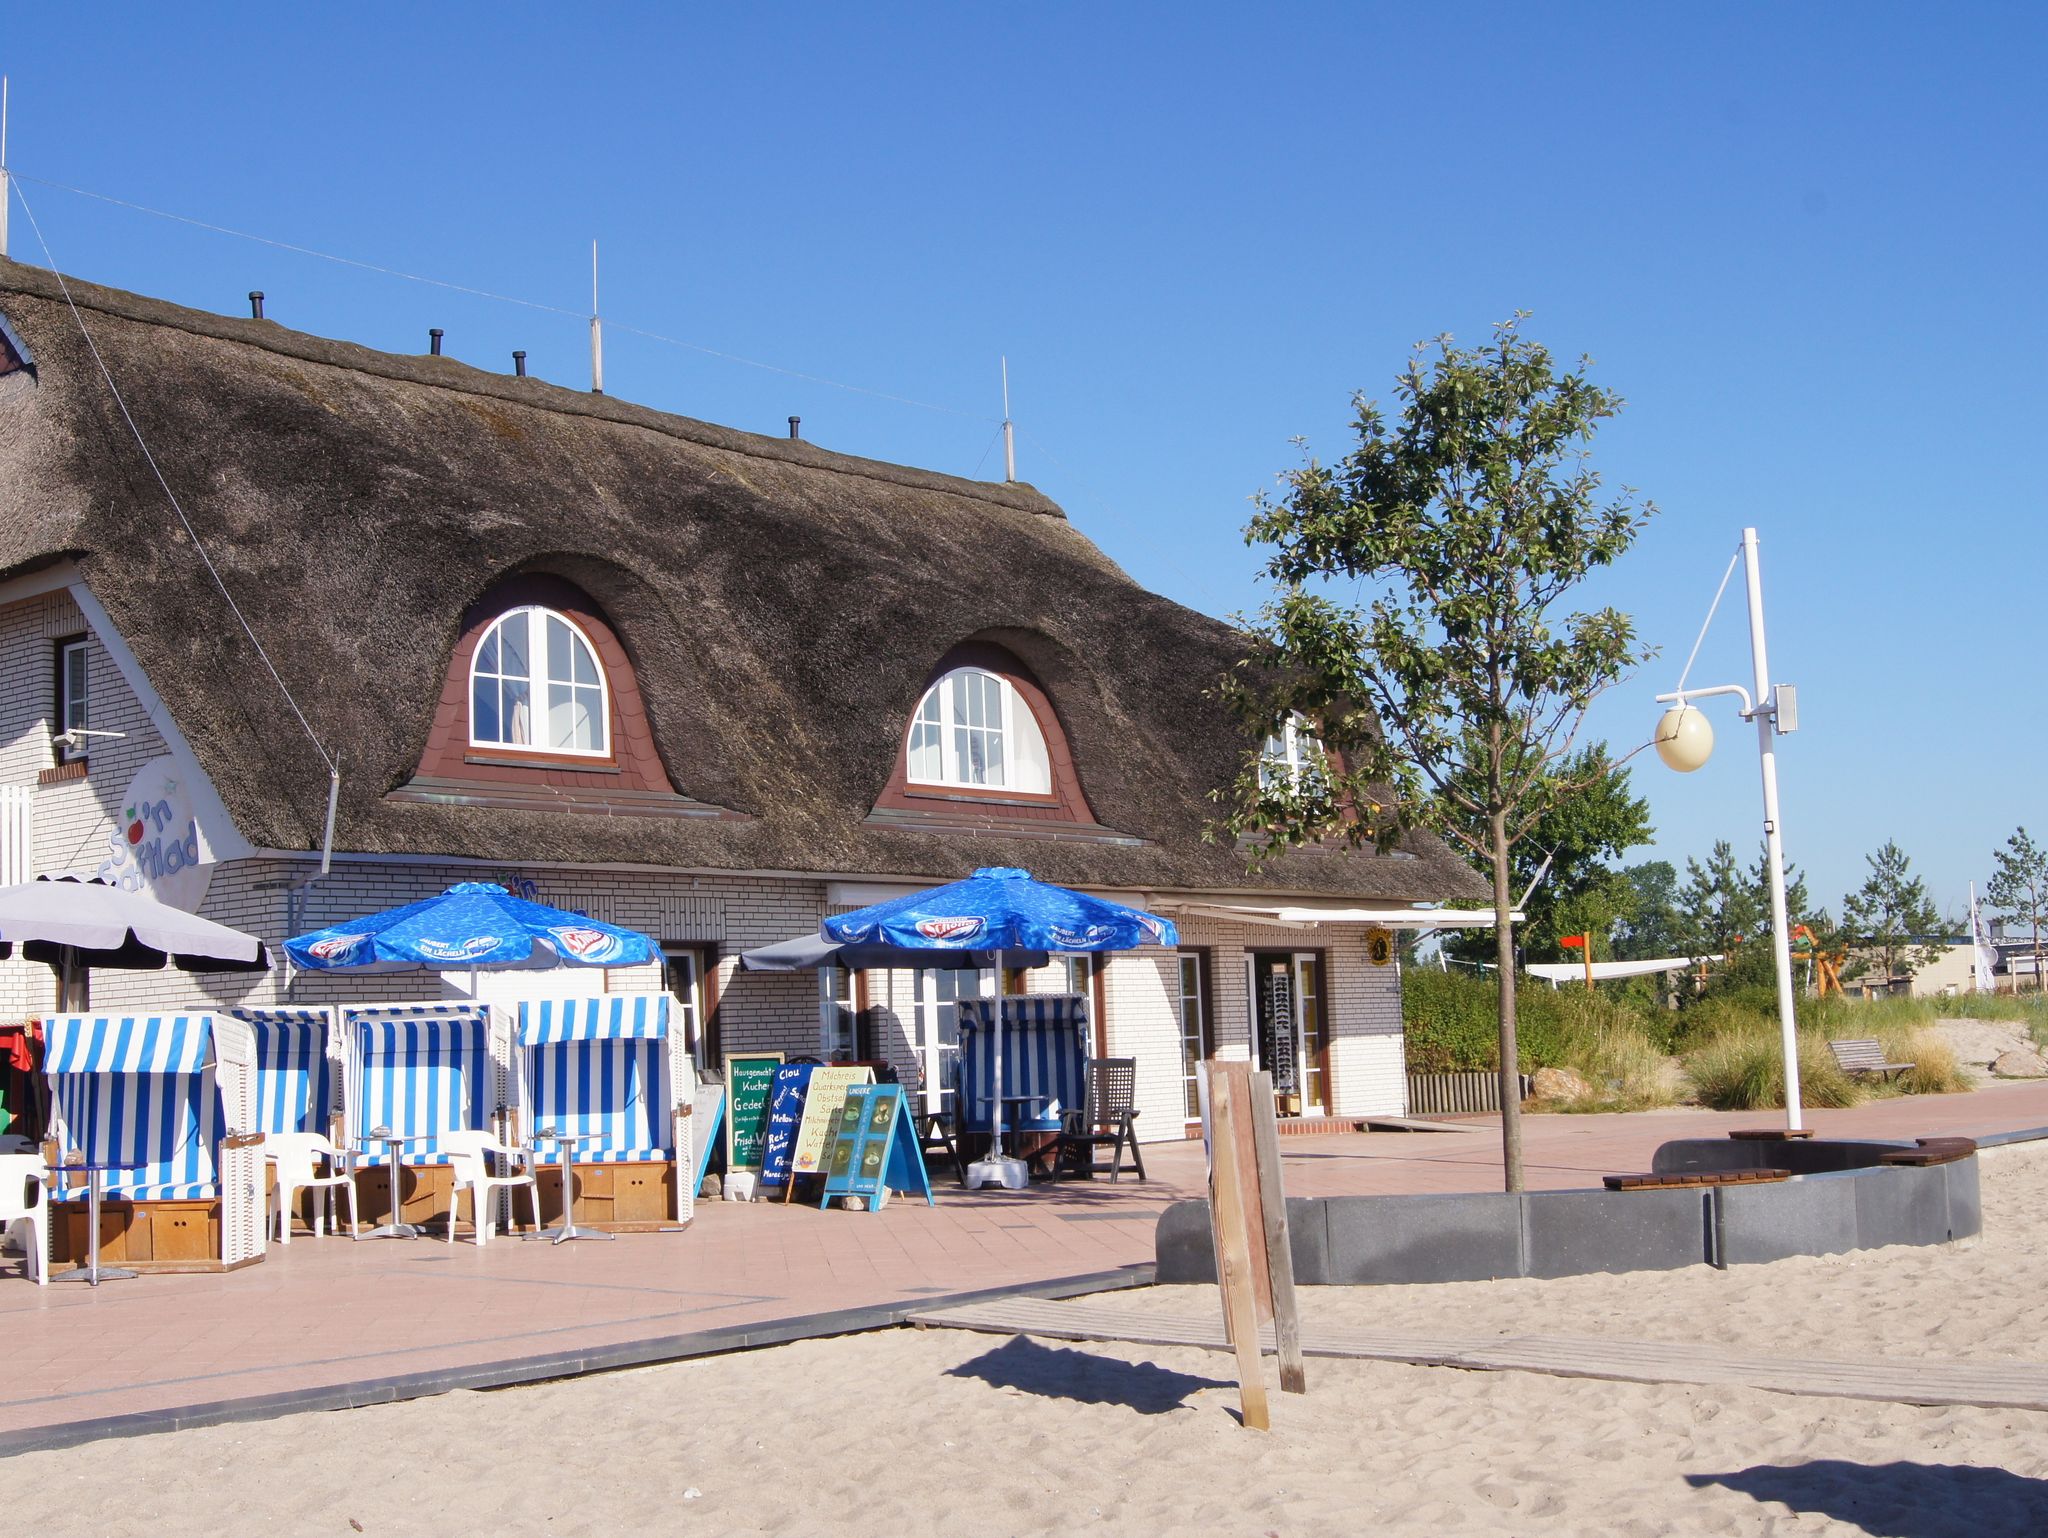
[[1405, 1070, 1532, 1116]]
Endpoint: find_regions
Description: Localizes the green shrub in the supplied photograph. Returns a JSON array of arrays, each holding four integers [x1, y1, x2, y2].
[[1401, 968, 1676, 1108], [1683, 1023, 1860, 1111]]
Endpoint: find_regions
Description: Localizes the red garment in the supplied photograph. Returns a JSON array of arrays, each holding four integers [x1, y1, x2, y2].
[[0, 1020, 39, 1074]]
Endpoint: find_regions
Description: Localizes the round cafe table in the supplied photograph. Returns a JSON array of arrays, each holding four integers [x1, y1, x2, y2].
[[53, 1162, 138, 1286], [356, 1129, 429, 1240], [528, 1127, 614, 1244]]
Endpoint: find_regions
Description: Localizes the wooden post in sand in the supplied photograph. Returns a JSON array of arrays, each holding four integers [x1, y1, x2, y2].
[[1248, 1070, 1307, 1395], [1206, 1067, 1269, 1431]]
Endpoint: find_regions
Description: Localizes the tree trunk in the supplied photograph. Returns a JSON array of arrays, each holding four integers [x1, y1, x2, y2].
[[1491, 808, 1524, 1192]]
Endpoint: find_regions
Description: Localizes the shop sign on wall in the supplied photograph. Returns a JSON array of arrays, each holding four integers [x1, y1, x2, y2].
[[94, 756, 213, 911]]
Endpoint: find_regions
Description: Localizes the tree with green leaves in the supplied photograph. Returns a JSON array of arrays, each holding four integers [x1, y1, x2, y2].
[[1840, 841, 1946, 987], [1214, 316, 1655, 1192], [1611, 860, 1682, 961], [1439, 740, 1652, 963], [1986, 827, 2048, 992], [1677, 840, 1762, 964]]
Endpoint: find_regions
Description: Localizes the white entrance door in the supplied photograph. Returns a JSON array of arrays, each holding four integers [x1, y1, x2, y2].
[[910, 966, 993, 1115]]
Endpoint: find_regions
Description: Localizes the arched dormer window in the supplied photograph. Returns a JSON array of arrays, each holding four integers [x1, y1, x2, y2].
[[869, 641, 1116, 838], [469, 606, 609, 757], [905, 667, 1051, 795], [399, 573, 703, 812]]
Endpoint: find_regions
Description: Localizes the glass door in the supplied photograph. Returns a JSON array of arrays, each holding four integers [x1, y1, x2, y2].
[[911, 966, 993, 1115], [819, 965, 859, 1061], [663, 948, 710, 1071], [1251, 951, 1326, 1115]]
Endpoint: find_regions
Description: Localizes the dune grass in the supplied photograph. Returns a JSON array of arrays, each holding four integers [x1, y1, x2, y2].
[[1403, 966, 1986, 1113]]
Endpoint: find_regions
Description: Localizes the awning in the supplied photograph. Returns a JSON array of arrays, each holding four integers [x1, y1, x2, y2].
[[1526, 955, 1719, 982], [43, 1014, 216, 1074], [517, 994, 670, 1046], [1168, 901, 1522, 930]]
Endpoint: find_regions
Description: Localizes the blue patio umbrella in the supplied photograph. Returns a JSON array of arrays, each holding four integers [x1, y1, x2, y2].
[[285, 882, 660, 973], [823, 867, 1177, 1187]]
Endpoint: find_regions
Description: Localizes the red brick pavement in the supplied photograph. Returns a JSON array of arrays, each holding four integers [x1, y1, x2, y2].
[[2, 1080, 2042, 1445]]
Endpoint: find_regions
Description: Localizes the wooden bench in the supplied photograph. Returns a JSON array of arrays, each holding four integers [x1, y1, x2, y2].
[[1880, 1137, 1976, 1167], [1604, 1168, 1791, 1191], [1828, 1038, 1915, 1082]]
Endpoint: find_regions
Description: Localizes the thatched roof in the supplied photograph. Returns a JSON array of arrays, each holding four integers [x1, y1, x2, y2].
[[0, 258, 1486, 904]]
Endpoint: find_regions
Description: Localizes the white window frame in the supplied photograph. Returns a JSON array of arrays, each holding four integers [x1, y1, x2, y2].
[[905, 667, 1051, 794], [909, 966, 995, 1115], [468, 605, 611, 757], [1258, 714, 1324, 790], [1177, 951, 1209, 1122], [819, 965, 859, 1061], [663, 948, 709, 1072], [56, 637, 90, 764]]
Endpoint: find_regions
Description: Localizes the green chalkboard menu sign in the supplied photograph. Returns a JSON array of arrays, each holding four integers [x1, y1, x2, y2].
[[722, 1053, 784, 1173]]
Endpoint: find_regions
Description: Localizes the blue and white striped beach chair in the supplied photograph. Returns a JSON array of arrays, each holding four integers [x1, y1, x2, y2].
[[341, 1003, 503, 1168], [515, 995, 694, 1224], [956, 994, 1090, 1145], [231, 1006, 341, 1138], [41, 1013, 267, 1270]]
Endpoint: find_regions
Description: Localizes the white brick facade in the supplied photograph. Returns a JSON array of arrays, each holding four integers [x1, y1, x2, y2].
[[1, 583, 1414, 1140]]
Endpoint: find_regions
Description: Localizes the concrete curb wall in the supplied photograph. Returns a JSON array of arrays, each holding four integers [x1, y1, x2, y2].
[[1156, 1147, 1983, 1286]]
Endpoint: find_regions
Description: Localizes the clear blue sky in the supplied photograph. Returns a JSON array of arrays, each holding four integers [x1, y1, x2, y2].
[[3, 4, 2042, 923]]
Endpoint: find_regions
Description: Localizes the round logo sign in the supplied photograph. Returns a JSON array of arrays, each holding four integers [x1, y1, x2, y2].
[[1364, 926, 1396, 967], [94, 756, 213, 911]]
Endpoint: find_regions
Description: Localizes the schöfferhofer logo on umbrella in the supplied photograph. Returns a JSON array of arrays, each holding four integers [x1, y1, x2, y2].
[[415, 935, 505, 962], [915, 916, 987, 943], [547, 925, 629, 964], [308, 934, 369, 964]]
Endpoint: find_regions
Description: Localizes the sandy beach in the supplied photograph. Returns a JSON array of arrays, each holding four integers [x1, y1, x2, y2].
[[3, 1143, 2044, 1537]]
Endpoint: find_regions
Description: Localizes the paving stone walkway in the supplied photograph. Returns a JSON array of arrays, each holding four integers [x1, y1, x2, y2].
[[4, 1080, 2044, 1451]]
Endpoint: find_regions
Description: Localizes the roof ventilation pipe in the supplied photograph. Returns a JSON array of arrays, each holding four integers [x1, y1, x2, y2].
[[513, 350, 527, 377], [248, 291, 265, 320], [788, 416, 801, 440], [429, 328, 444, 356]]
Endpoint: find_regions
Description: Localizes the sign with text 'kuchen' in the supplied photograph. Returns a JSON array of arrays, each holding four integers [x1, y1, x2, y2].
[[722, 1053, 784, 1174], [818, 1083, 933, 1211]]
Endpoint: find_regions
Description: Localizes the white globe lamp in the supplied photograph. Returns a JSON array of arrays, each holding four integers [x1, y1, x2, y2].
[[1654, 704, 1714, 773]]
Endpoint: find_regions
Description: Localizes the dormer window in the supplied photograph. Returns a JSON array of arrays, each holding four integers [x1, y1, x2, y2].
[[469, 606, 609, 756], [1259, 715, 1325, 790], [905, 667, 1051, 795]]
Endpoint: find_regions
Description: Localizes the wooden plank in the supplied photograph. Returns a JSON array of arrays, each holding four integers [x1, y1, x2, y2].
[[1207, 1073, 1270, 1430], [1248, 1070, 1306, 1395], [1218, 1064, 1273, 1325], [906, 1300, 2048, 1413]]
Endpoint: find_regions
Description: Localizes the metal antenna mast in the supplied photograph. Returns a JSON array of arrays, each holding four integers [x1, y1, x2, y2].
[[589, 239, 604, 394], [1001, 355, 1016, 482], [1, 76, 12, 260]]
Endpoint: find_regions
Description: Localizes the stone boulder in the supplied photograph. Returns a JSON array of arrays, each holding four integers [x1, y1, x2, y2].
[[1528, 1066, 1593, 1103], [1991, 1047, 2048, 1078]]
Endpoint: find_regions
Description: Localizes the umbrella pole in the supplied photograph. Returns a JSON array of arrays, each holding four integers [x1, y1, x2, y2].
[[966, 949, 1029, 1191]]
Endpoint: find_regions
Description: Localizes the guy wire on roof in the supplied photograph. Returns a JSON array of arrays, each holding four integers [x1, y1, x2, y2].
[[13, 171, 997, 424], [10, 180, 340, 779]]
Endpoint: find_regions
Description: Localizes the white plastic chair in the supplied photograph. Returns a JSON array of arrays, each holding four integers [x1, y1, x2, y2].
[[0, 1153, 50, 1284], [440, 1131, 539, 1246], [266, 1132, 360, 1244]]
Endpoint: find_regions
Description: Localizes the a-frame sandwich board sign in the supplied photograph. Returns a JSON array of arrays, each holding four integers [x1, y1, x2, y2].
[[817, 1083, 934, 1210]]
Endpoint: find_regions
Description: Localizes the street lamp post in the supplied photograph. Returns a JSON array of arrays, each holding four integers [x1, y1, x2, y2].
[[1653, 527, 1804, 1131]]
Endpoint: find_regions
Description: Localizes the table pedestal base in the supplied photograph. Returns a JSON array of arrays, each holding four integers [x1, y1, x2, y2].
[[963, 1155, 1030, 1191], [55, 1265, 137, 1284], [530, 1223, 614, 1244], [356, 1221, 424, 1241]]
